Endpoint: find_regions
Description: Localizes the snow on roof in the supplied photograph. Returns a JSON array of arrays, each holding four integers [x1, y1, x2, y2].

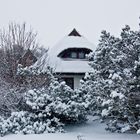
[[32, 29, 96, 73], [49, 31, 95, 57]]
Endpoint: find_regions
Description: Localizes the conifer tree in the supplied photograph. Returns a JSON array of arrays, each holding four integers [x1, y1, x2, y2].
[[81, 25, 140, 133]]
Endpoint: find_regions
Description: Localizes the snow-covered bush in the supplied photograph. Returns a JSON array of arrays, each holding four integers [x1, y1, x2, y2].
[[16, 64, 54, 89], [81, 26, 140, 134], [0, 72, 89, 136], [0, 77, 26, 117], [0, 111, 63, 136], [25, 80, 88, 124]]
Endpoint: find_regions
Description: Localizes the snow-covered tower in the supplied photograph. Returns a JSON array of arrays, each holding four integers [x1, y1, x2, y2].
[[33, 29, 95, 89]]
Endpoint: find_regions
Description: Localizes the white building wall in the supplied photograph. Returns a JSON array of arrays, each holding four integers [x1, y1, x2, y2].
[[74, 75, 84, 89]]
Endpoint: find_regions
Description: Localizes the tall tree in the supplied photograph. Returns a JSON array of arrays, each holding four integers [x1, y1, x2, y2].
[[0, 22, 41, 83], [81, 25, 140, 133]]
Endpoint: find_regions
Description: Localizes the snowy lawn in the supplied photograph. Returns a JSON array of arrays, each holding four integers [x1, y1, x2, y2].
[[1, 117, 139, 140]]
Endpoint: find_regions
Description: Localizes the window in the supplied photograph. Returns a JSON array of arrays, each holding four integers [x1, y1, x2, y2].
[[71, 52, 85, 59], [61, 77, 74, 89], [71, 52, 77, 58], [79, 52, 85, 59], [58, 48, 92, 59]]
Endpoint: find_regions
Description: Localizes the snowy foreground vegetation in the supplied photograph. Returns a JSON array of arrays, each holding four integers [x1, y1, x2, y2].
[[82, 26, 140, 134], [0, 22, 140, 139], [0, 64, 91, 136], [0, 116, 140, 140]]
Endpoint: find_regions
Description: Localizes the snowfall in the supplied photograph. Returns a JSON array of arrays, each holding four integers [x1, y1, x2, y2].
[[0, 116, 139, 140]]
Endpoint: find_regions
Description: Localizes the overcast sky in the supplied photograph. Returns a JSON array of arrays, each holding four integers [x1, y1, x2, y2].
[[0, 0, 140, 48]]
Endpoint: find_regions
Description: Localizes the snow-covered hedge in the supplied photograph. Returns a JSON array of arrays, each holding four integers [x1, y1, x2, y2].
[[0, 111, 63, 136], [0, 80, 89, 136], [25, 80, 88, 123]]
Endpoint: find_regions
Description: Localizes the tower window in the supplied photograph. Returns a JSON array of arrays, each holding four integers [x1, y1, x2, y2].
[[79, 52, 85, 59], [71, 52, 77, 58], [58, 48, 92, 59]]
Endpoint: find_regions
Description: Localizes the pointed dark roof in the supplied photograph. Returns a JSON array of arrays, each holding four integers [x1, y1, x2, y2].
[[68, 28, 81, 37], [18, 49, 37, 67]]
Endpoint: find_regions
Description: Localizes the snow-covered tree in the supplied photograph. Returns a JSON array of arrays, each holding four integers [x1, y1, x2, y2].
[[0, 80, 89, 136], [16, 64, 54, 89], [0, 111, 63, 136], [81, 25, 140, 133], [0, 62, 90, 136], [0, 77, 26, 117], [25, 80, 88, 124]]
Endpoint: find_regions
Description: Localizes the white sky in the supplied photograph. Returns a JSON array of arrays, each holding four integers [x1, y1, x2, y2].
[[0, 0, 140, 48]]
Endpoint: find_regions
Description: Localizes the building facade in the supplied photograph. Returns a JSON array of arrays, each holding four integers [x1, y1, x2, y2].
[[33, 29, 95, 89]]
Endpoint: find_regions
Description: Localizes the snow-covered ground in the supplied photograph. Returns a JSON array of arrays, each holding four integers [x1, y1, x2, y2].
[[1, 117, 139, 140]]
